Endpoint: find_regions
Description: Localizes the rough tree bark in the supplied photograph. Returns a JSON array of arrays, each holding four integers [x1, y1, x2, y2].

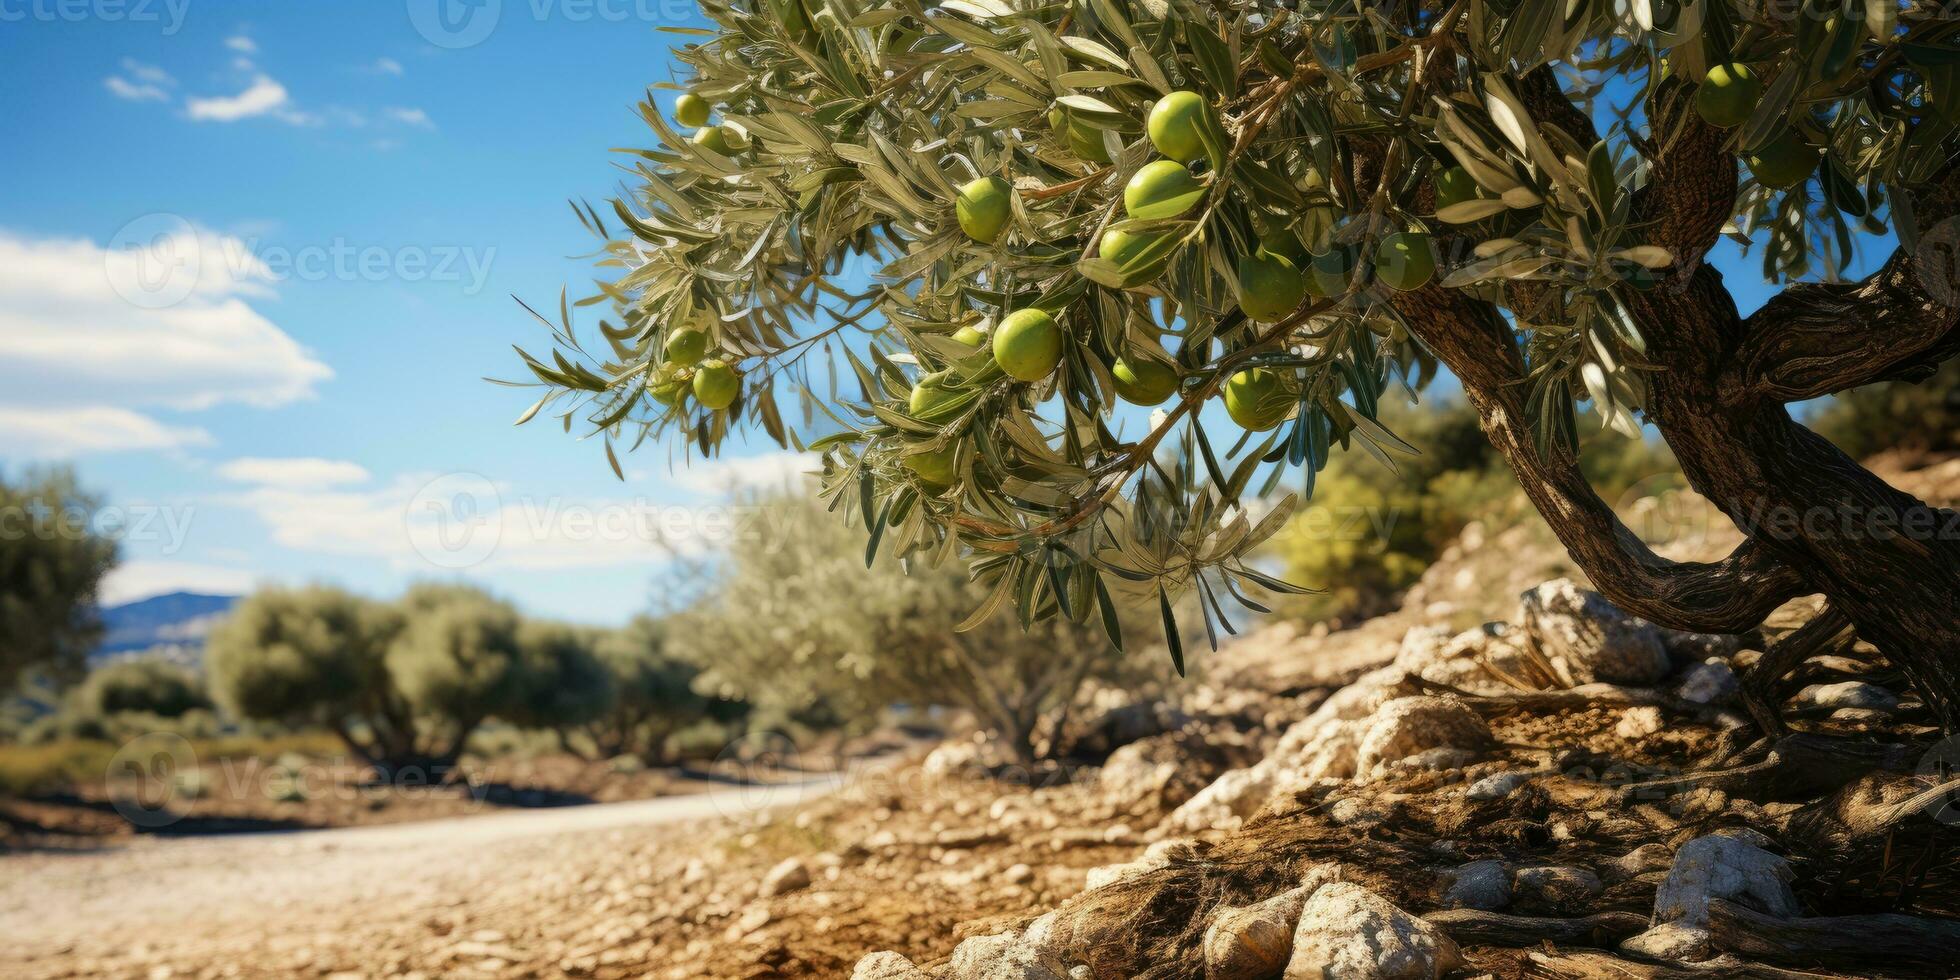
[[1390, 69, 1960, 727]]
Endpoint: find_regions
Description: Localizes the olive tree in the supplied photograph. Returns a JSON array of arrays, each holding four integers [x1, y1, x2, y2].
[[673, 495, 1151, 763], [502, 620, 619, 743], [207, 584, 532, 778], [0, 468, 118, 690], [511, 0, 1960, 724], [568, 617, 707, 764]]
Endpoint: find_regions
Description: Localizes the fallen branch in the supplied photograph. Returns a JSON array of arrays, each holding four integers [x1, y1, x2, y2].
[[1525, 950, 1845, 979], [1612, 733, 1917, 802], [1425, 908, 1647, 947], [1706, 898, 1960, 972]]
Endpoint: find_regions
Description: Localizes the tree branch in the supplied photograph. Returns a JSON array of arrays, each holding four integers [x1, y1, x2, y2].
[[1728, 243, 1960, 404], [1392, 286, 1806, 633], [1727, 159, 1960, 405]]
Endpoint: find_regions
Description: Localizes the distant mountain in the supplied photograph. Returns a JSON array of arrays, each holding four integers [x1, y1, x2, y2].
[[94, 592, 239, 667]]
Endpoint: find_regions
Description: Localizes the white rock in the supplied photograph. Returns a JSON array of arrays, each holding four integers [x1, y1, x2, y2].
[[1651, 834, 1798, 930], [1796, 681, 1898, 712], [1096, 732, 1230, 813], [1396, 623, 1537, 694], [1286, 881, 1461, 979], [1003, 863, 1034, 885], [1611, 844, 1673, 877], [852, 951, 932, 980], [1329, 798, 1387, 827], [1519, 579, 1670, 686], [922, 736, 1009, 778], [1465, 771, 1531, 801], [943, 930, 1069, 980], [1355, 696, 1491, 779], [759, 858, 811, 897], [1206, 886, 1309, 980], [1439, 860, 1510, 910], [1676, 659, 1739, 705], [1614, 706, 1664, 739], [1085, 851, 1169, 891], [1621, 922, 1713, 961]]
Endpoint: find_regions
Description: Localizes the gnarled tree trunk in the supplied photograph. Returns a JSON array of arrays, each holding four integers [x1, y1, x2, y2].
[[1392, 69, 1960, 728]]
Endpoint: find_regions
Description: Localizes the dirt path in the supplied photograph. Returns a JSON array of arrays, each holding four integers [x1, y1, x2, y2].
[[0, 776, 844, 979]]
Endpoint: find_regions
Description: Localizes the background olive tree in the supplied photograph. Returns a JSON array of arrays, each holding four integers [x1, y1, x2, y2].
[[673, 495, 1154, 763], [0, 468, 118, 692], [571, 617, 709, 764], [208, 584, 538, 778], [510, 0, 1960, 725]]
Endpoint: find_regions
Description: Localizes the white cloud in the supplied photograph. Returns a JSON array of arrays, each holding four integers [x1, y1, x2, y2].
[[225, 35, 257, 53], [0, 228, 330, 413], [371, 57, 404, 76], [658, 452, 818, 495], [382, 106, 433, 129], [186, 75, 290, 122], [219, 457, 371, 488], [100, 560, 258, 605], [105, 76, 171, 102], [120, 58, 175, 86], [221, 473, 727, 573], [0, 406, 211, 457]]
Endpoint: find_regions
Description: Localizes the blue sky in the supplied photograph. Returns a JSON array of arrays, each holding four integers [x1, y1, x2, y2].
[[0, 2, 810, 623]]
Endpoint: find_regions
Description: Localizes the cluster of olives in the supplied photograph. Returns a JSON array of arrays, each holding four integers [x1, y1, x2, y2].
[[647, 326, 742, 412], [1693, 63, 1819, 191], [675, 90, 741, 158]]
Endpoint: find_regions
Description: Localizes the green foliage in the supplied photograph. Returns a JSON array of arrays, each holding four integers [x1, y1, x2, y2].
[[206, 586, 393, 727], [1810, 359, 1960, 459], [505, 621, 616, 733], [672, 494, 1155, 762], [509, 0, 1956, 666], [573, 617, 711, 764], [0, 468, 118, 691], [205, 585, 722, 775], [208, 584, 535, 776]]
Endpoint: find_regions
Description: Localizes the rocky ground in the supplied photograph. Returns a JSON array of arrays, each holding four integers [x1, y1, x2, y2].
[[6, 452, 1958, 978]]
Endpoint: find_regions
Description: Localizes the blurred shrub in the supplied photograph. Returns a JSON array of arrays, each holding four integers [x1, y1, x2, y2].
[[69, 657, 210, 721], [671, 495, 1157, 764]]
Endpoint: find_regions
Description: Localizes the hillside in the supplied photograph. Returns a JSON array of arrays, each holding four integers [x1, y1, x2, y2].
[[92, 592, 237, 667]]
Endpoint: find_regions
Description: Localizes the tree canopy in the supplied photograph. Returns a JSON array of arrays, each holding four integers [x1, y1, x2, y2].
[[510, 0, 1960, 712], [0, 468, 118, 691]]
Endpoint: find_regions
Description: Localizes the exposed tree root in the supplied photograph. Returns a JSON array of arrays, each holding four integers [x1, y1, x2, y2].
[[1520, 950, 1850, 979], [1705, 898, 1960, 974], [1423, 908, 1647, 946]]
